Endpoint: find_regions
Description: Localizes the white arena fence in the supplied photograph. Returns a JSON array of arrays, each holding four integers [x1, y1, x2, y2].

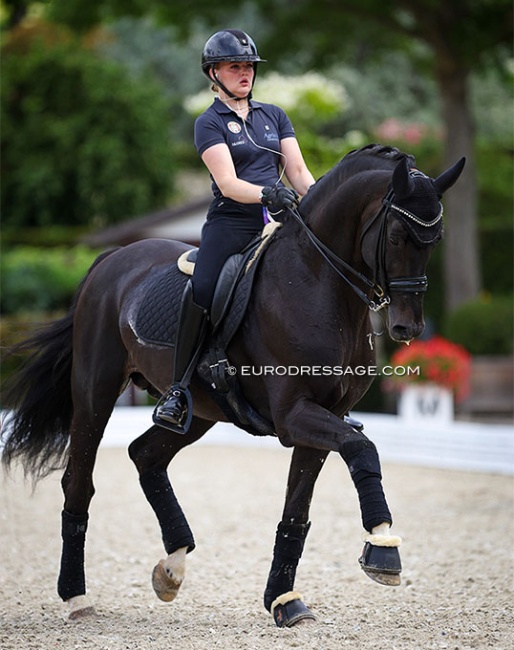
[[100, 407, 513, 476]]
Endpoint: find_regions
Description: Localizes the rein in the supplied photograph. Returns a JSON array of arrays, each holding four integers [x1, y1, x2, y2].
[[288, 182, 443, 313], [287, 206, 386, 311]]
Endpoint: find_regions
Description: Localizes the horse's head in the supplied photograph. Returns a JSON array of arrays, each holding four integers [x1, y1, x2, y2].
[[362, 155, 465, 342]]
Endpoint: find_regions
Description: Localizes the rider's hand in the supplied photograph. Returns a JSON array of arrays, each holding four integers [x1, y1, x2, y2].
[[260, 186, 299, 211]]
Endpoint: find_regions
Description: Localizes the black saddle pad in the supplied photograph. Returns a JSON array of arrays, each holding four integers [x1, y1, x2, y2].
[[134, 264, 189, 348]]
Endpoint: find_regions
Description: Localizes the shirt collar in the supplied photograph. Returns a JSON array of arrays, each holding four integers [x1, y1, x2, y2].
[[212, 97, 263, 115]]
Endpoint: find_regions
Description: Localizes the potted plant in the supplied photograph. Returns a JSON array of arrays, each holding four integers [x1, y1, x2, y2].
[[388, 336, 472, 421]]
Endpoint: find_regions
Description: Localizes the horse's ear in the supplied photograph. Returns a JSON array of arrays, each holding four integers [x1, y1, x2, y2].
[[433, 157, 466, 197], [391, 157, 414, 199]]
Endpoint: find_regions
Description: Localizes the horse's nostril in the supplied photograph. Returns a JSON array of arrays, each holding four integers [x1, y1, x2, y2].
[[392, 326, 409, 341], [391, 324, 423, 342]]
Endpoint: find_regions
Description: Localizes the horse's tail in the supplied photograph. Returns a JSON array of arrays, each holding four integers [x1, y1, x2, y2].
[[1, 249, 118, 481]]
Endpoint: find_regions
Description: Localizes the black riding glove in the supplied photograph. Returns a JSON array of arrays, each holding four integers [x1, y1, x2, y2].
[[260, 186, 299, 211]]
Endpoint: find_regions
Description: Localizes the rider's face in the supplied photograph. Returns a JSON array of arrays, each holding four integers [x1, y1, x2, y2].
[[213, 61, 255, 98]]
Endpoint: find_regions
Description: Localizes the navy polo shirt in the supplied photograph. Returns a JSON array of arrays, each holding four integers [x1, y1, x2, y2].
[[194, 97, 296, 200]]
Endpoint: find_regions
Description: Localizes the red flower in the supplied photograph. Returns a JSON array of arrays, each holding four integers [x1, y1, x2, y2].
[[389, 336, 471, 402]]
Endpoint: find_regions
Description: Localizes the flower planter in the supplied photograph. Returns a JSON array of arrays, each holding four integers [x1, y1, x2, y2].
[[389, 336, 471, 418], [398, 383, 454, 422]]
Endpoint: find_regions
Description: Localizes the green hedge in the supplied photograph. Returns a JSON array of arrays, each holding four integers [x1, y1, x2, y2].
[[444, 295, 514, 355], [0, 246, 101, 314], [1, 23, 175, 229]]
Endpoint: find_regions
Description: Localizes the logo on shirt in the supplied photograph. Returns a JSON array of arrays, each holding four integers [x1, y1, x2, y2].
[[227, 121, 242, 134]]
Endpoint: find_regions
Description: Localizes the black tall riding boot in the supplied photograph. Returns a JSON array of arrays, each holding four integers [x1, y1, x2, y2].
[[153, 281, 208, 434]]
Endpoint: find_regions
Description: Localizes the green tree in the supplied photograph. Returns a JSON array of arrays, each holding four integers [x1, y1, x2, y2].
[[5, 1, 512, 311], [40, 0, 512, 312], [1, 22, 175, 229]]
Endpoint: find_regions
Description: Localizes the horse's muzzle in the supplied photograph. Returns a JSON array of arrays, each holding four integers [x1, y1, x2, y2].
[[389, 322, 424, 342]]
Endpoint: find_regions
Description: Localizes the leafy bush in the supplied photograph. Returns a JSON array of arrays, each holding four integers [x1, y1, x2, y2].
[[1, 22, 175, 229], [0, 314, 53, 390], [475, 143, 513, 295], [0, 246, 101, 315], [444, 295, 514, 355]]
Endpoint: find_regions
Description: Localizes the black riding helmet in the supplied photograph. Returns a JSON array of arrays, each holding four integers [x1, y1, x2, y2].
[[201, 29, 266, 99]]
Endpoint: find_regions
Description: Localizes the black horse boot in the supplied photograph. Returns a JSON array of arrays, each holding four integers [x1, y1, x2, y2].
[[153, 281, 208, 434]]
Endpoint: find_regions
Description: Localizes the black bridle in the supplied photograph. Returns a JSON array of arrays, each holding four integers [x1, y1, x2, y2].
[[287, 180, 443, 313]]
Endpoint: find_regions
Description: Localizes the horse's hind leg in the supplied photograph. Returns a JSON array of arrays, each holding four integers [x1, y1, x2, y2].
[[128, 416, 214, 603], [264, 446, 329, 627], [58, 338, 127, 619], [58, 407, 116, 619]]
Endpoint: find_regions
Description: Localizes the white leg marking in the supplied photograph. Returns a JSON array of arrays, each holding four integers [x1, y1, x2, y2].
[[364, 521, 402, 547], [66, 595, 96, 620], [372, 522, 391, 536], [152, 546, 187, 602]]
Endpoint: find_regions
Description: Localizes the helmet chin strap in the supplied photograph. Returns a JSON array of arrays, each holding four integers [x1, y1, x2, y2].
[[210, 65, 253, 101]]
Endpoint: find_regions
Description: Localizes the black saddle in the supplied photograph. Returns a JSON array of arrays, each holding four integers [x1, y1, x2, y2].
[[134, 223, 280, 347], [177, 247, 248, 333], [132, 225, 282, 437]]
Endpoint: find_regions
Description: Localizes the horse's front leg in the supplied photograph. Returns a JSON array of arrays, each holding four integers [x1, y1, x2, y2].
[[128, 418, 213, 603], [264, 445, 329, 627], [274, 399, 402, 588]]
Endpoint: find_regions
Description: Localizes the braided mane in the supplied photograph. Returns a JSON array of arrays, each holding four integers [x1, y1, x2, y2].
[[301, 144, 416, 215]]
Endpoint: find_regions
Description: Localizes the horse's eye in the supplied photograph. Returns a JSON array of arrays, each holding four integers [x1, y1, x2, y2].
[[390, 233, 401, 246]]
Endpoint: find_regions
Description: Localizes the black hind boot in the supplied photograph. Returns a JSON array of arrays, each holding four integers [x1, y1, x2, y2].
[[153, 281, 208, 434]]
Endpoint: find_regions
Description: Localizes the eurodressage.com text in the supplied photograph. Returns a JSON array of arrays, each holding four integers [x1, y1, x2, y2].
[[235, 365, 420, 377]]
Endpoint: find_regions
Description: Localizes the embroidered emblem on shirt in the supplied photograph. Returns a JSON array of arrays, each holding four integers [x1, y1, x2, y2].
[[227, 121, 242, 134]]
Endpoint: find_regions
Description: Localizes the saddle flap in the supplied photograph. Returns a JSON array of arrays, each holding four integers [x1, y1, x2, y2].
[[211, 253, 244, 330]]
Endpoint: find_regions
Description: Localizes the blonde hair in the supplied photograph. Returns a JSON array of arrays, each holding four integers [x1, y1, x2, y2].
[[210, 63, 220, 92]]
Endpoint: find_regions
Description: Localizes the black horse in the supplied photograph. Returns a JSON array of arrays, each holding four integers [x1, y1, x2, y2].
[[1, 144, 464, 626]]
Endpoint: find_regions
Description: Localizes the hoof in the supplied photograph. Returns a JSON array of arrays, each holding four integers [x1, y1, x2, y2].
[[68, 606, 97, 621], [359, 541, 401, 586], [271, 591, 316, 628], [152, 559, 183, 602], [67, 595, 97, 621]]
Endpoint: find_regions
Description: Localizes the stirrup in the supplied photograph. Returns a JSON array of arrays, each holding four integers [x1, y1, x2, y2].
[[153, 387, 193, 434]]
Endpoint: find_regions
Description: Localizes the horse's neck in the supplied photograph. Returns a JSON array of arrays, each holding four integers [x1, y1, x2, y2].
[[305, 171, 389, 256], [279, 209, 371, 319], [261, 215, 375, 368], [302, 196, 362, 265]]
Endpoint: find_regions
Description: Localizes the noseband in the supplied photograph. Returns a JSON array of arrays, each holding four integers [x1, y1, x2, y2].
[[288, 173, 443, 312]]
